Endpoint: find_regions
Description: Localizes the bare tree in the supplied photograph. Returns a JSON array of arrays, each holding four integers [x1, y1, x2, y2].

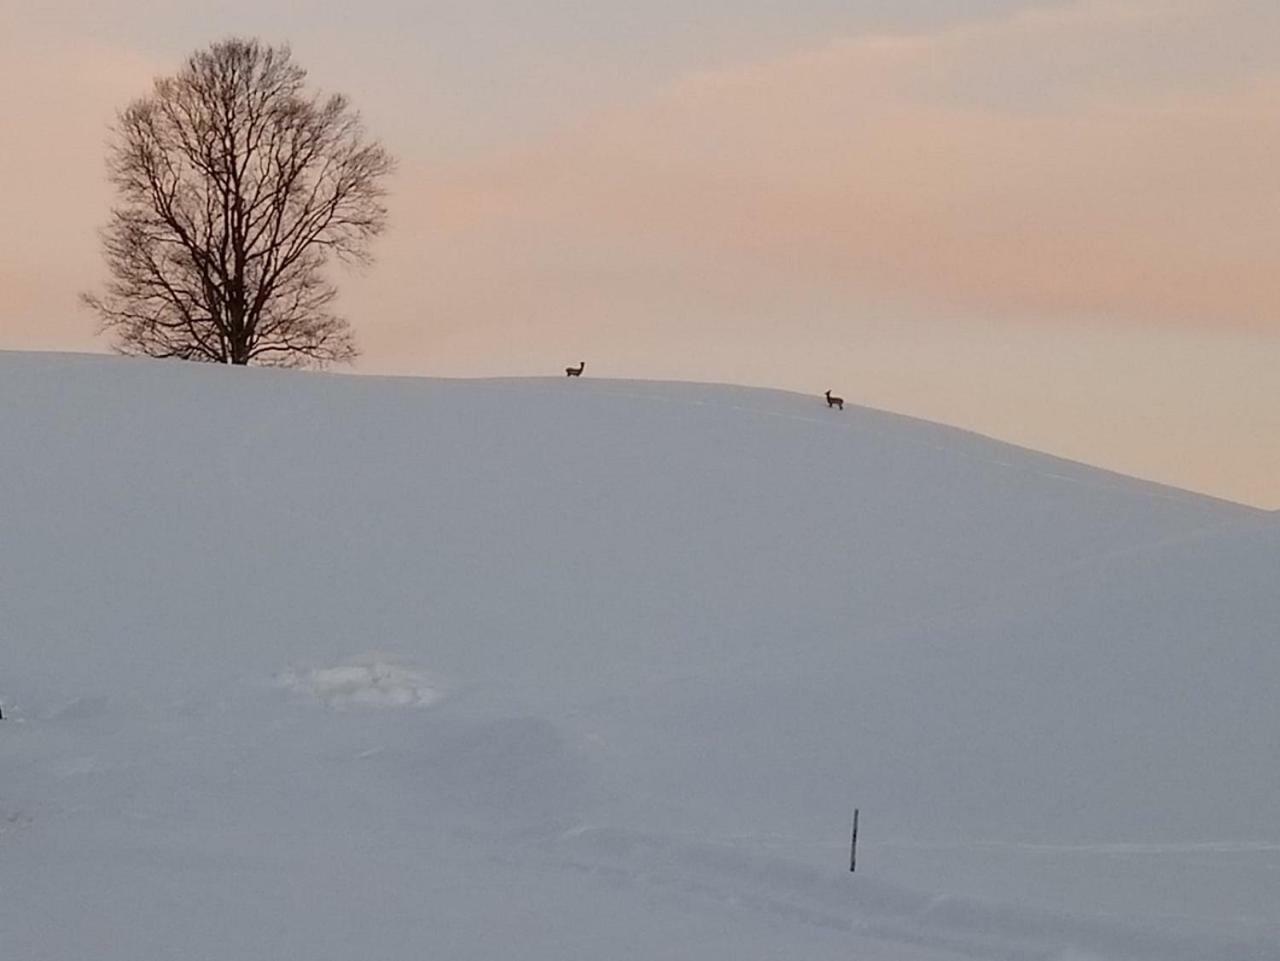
[[84, 38, 394, 367]]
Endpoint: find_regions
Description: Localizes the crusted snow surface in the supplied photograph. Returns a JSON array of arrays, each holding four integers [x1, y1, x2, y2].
[[278, 656, 441, 709]]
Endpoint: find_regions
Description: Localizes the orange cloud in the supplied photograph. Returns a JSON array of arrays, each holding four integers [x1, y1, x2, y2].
[[416, 0, 1280, 331]]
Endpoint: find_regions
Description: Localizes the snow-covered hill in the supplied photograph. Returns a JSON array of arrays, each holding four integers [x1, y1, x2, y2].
[[1, 351, 1276, 960]]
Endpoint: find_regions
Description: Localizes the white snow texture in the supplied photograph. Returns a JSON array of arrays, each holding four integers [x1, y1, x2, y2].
[[0, 351, 1276, 960]]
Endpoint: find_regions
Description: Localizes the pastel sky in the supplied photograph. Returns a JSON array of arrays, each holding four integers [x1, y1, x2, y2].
[[2, 0, 1278, 506]]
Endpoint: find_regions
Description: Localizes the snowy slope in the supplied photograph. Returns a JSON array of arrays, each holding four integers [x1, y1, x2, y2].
[[1, 351, 1276, 960]]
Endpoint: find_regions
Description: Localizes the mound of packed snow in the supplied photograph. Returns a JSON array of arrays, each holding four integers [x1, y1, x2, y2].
[[0, 351, 1276, 961]]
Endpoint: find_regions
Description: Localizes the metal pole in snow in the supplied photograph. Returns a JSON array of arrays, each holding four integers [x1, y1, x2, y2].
[[850, 808, 859, 873]]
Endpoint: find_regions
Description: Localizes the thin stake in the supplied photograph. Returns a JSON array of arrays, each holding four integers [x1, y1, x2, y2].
[[850, 808, 859, 873]]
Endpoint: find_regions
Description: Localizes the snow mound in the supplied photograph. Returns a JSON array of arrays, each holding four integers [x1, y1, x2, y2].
[[278, 657, 441, 709], [3, 353, 1277, 960]]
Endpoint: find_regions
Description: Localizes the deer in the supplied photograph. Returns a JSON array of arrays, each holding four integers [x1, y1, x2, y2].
[[565, 361, 585, 377], [825, 389, 844, 410]]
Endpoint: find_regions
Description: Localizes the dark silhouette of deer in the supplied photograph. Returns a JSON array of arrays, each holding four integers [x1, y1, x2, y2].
[[825, 389, 844, 410], [565, 361, 585, 377]]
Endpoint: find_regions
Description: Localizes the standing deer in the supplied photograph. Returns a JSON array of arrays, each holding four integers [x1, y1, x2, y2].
[[565, 361, 585, 377], [825, 389, 844, 410]]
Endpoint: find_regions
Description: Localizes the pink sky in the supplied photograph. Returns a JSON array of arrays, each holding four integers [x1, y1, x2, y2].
[[1, 0, 1278, 506]]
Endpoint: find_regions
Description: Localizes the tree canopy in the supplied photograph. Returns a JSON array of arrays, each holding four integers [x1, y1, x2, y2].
[[85, 38, 394, 366]]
